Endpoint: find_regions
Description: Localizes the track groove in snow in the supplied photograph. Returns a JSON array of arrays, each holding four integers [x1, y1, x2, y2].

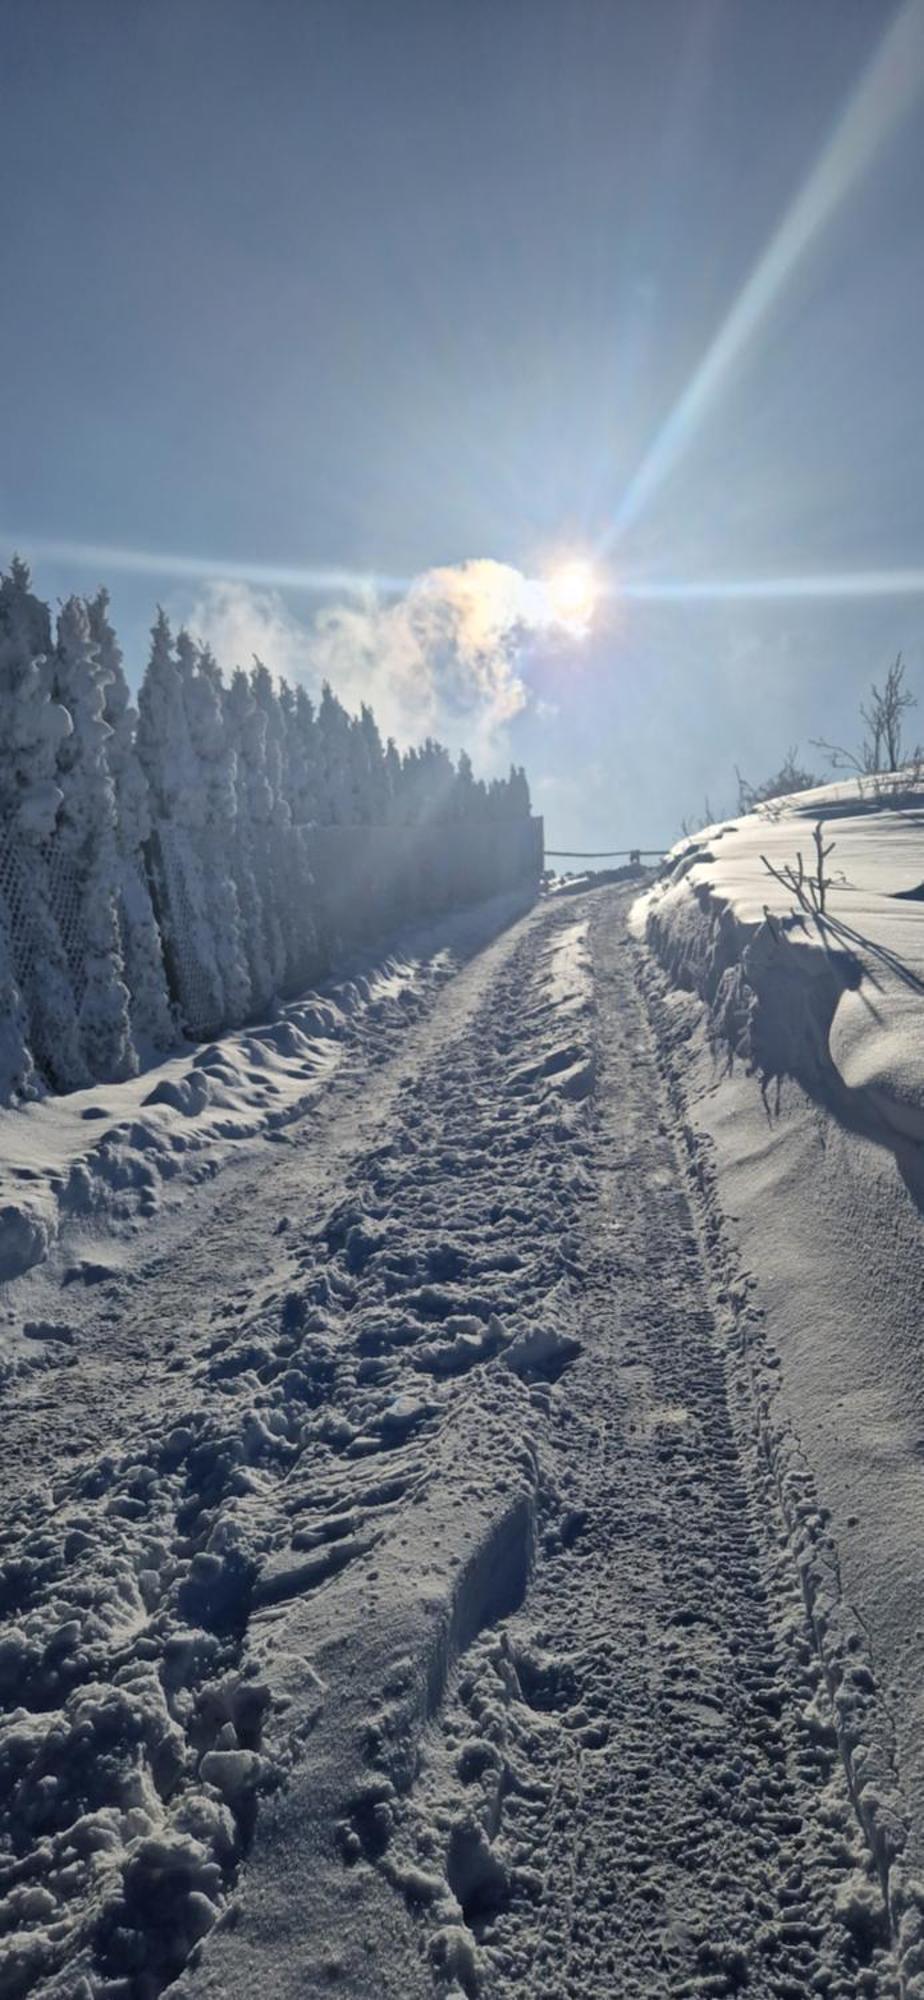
[[0, 888, 910, 1996]]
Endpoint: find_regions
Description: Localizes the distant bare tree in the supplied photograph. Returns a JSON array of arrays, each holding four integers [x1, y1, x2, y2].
[[813, 653, 917, 776]]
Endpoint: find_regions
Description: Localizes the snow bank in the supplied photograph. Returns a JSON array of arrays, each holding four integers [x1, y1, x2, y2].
[[636, 775, 924, 1157]]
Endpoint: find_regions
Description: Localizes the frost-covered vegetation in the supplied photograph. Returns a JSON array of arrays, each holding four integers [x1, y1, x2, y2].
[[0, 560, 534, 1101]]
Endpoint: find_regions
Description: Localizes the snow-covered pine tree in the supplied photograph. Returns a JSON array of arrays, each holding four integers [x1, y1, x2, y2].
[[413, 739, 455, 822], [250, 664, 289, 827], [88, 588, 175, 1053], [350, 704, 389, 824], [316, 682, 355, 825], [248, 662, 290, 993], [225, 666, 277, 1010], [398, 746, 421, 824], [227, 666, 274, 826], [137, 611, 200, 822], [278, 680, 321, 825], [453, 749, 477, 820], [0, 570, 41, 1096], [196, 641, 224, 689], [509, 764, 532, 816], [383, 738, 403, 824], [277, 678, 299, 820], [53, 596, 136, 1080], [0, 557, 64, 836], [0, 559, 88, 1091], [275, 677, 320, 982], [138, 611, 224, 1031], [178, 631, 250, 1024]]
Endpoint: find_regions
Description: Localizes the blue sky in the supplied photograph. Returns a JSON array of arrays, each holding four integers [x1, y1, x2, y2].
[[3, 0, 924, 849]]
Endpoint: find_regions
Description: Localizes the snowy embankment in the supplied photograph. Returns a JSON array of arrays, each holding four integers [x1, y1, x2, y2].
[[638, 777, 924, 1151], [635, 776, 924, 1869]]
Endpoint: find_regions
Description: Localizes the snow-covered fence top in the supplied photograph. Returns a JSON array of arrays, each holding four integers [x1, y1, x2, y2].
[[0, 559, 540, 1097]]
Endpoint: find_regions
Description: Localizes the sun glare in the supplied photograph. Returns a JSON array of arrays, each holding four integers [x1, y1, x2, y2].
[[545, 558, 598, 633]]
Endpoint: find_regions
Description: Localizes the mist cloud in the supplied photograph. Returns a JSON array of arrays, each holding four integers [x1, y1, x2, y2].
[[187, 558, 560, 760]]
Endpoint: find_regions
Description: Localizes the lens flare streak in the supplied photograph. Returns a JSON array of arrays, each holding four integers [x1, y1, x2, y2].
[[0, 533, 410, 599], [601, 0, 924, 550], [615, 568, 924, 603]]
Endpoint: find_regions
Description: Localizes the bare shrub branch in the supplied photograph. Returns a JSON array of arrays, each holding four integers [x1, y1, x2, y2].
[[760, 819, 836, 916]]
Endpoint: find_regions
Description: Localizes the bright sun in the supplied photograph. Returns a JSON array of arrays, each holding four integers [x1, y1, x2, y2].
[[545, 558, 598, 631]]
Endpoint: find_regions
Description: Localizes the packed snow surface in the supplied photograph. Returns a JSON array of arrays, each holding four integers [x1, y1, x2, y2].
[[1, 875, 922, 1997]]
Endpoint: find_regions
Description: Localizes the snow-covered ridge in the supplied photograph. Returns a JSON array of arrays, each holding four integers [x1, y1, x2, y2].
[[634, 775, 924, 1160]]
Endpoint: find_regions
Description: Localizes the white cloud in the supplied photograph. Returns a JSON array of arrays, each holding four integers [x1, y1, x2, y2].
[[185, 558, 566, 762]]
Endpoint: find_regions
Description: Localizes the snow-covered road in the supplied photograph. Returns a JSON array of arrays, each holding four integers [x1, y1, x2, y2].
[[0, 890, 908, 1998]]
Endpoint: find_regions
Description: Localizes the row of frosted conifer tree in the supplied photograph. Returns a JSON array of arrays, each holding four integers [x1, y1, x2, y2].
[[0, 557, 532, 1100]]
